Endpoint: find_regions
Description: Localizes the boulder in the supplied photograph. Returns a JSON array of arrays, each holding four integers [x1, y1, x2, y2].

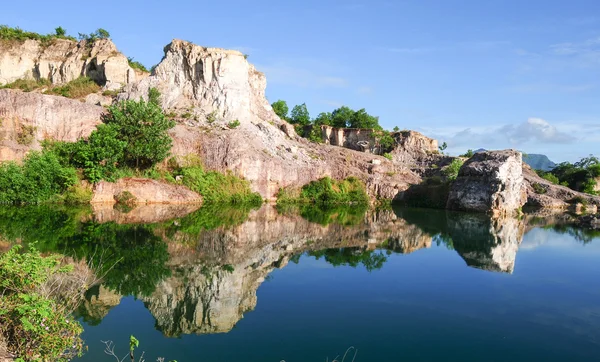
[[447, 150, 527, 215]]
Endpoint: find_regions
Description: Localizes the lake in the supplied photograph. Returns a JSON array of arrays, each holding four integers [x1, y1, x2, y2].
[[1, 204, 599, 361]]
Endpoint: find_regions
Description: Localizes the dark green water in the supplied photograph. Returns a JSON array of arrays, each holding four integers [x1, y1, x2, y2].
[[1, 205, 599, 361]]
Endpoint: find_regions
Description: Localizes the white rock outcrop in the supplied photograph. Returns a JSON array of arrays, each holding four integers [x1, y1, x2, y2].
[[447, 150, 527, 215], [120, 39, 277, 123], [0, 38, 140, 89]]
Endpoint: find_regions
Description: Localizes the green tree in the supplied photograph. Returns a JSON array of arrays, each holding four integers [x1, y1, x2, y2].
[[393, 126, 400, 132], [96, 28, 110, 39], [313, 112, 332, 126], [331, 106, 354, 128], [73, 124, 127, 182], [271, 100, 289, 120], [439, 141, 448, 152], [290, 103, 311, 126], [349, 108, 381, 129], [102, 96, 175, 169], [54, 26, 66, 37]]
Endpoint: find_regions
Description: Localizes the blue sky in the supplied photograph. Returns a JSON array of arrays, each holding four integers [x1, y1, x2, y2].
[[3, 0, 599, 162]]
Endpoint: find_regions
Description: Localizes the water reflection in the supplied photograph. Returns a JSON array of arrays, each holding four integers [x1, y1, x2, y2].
[[0, 203, 598, 340]]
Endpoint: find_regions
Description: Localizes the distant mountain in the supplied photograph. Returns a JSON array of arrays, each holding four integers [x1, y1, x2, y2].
[[522, 154, 556, 171], [472, 149, 556, 171]]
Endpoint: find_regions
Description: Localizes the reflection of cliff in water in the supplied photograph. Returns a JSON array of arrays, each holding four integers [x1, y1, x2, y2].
[[4, 203, 595, 338], [395, 207, 524, 273], [141, 205, 434, 336]]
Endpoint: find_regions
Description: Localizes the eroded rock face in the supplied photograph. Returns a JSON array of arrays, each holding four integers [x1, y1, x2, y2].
[[120, 40, 277, 124], [0, 38, 141, 88], [0, 89, 103, 161], [91, 178, 202, 205], [447, 150, 527, 215]]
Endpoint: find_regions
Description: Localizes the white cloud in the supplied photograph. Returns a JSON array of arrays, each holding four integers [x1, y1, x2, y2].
[[356, 86, 373, 94]]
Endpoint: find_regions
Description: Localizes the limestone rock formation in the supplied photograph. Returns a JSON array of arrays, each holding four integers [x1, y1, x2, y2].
[[0, 89, 103, 161], [0, 38, 141, 89], [120, 39, 277, 123], [447, 150, 527, 215], [91, 177, 203, 205]]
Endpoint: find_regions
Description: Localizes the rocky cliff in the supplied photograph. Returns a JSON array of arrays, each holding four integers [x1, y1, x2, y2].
[[0, 89, 103, 161], [0, 38, 142, 89]]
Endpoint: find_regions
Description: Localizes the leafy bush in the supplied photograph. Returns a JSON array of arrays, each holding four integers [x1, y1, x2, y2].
[[102, 95, 175, 169], [443, 158, 463, 181], [1, 77, 51, 92], [547, 155, 599, 195], [77, 28, 110, 42], [0, 151, 78, 204], [460, 149, 474, 158], [48, 76, 100, 99], [0, 25, 76, 43], [0, 246, 84, 361], [180, 165, 263, 205], [277, 176, 369, 205], [376, 131, 395, 151], [383, 153, 393, 161], [532, 183, 547, 194], [227, 120, 241, 129], [16, 124, 36, 145], [127, 57, 148, 72], [542, 173, 560, 184]]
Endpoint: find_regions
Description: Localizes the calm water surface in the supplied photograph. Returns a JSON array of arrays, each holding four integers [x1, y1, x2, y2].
[[2, 205, 599, 361]]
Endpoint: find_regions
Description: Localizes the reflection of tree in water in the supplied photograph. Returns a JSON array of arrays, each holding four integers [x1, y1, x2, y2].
[[308, 247, 388, 272], [0, 205, 171, 297], [544, 224, 600, 244], [277, 203, 368, 226]]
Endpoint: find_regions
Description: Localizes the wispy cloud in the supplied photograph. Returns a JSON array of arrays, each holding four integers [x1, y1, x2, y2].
[[356, 86, 373, 94]]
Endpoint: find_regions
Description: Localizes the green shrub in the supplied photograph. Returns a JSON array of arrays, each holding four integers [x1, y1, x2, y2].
[[48, 76, 100, 99], [383, 153, 392, 161], [0, 25, 76, 43], [0, 151, 78, 204], [77, 28, 110, 42], [542, 173, 560, 184], [206, 111, 217, 123], [180, 165, 263, 205], [16, 124, 36, 145], [443, 158, 464, 181], [227, 119, 240, 129], [1, 77, 51, 92], [460, 149, 474, 158], [102, 95, 175, 169], [127, 57, 148, 72], [0, 246, 84, 361], [532, 183, 547, 194], [277, 176, 369, 205]]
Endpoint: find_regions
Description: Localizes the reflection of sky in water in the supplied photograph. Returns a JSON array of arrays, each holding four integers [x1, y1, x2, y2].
[[520, 227, 600, 252]]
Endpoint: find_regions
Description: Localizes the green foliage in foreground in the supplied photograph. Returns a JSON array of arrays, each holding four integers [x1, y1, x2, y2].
[[0, 24, 76, 42], [277, 177, 369, 205], [0, 151, 78, 204], [0, 246, 84, 361], [179, 165, 263, 205]]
